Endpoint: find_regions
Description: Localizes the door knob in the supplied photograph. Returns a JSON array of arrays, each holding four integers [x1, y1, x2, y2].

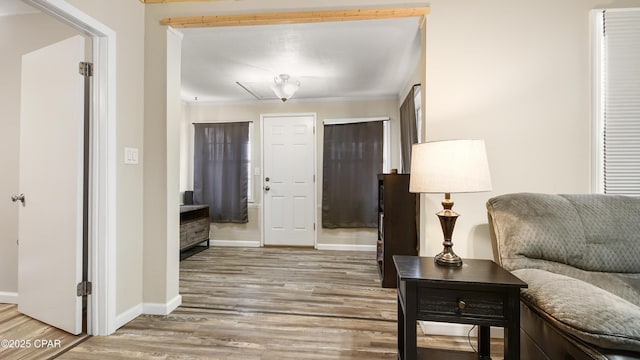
[[264, 186, 270, 191], [11, 194, 25, 206]]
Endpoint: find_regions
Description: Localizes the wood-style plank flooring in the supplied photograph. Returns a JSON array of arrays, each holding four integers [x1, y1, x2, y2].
[[179, 247, 398, 321], [2, 247, 504, 359], [0, 303, 89, 360]]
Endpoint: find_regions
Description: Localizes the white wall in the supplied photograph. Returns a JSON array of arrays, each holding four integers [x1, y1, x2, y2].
[[163, 27, 183, 308], [182, 98, 401, 248], [179, 102, 192, 194], [64, 0, 146, 318], [421, 0, 640, 260], [142, 12, 183, 311], [0, 13, 79, 303]]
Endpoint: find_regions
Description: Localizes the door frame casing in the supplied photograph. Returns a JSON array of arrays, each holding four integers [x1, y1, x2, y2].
[[260, 113, 318, 248], [23, 0, 117, 336]]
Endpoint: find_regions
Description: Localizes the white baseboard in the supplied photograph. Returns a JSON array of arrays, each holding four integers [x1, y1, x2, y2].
[[114, 295, 182, 330], [210, 240, 260, 247], [142, 294, 182, 315], [419, 321, 504, 339], [114, 303, 142, 330], [316, 244, 376, 252], [0, 292, 18, 304]]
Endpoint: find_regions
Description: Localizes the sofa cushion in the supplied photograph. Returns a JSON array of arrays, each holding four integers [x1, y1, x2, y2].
[[487, 193, 640, 273], [561, 194, 640, 273], [513, 268, 640, 352], [487, 193, 586, 269]]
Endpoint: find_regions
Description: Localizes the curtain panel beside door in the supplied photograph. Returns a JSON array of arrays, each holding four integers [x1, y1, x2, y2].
[[193, 122, 249, 223], [322, 121, 383, 228], [400, 85, 419, 174]]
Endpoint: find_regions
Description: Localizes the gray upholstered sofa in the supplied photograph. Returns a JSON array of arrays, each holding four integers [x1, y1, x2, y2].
[[486, 193, 640, 359]]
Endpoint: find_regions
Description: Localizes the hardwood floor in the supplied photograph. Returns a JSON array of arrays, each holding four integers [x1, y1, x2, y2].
[[1, 247, 505, 359], [0, 304, 89, 360], [178, 247, 397, 321]]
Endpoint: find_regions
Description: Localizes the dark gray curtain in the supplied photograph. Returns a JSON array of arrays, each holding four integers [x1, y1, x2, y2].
[[193, 122, 249, 223], [322, 121, 383, 228], [400, 85, 419, 173]]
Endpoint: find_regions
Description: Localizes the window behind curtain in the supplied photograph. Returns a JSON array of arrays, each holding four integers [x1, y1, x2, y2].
[[414, 86, 422, 144], [193, 122, 249, 223], [594, 9, 640, 195], [322, 121, 383, 228]]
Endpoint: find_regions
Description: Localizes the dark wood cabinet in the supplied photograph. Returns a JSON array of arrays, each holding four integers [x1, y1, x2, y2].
[[377, 173, 418, 288], [180, 205, 210, 260]]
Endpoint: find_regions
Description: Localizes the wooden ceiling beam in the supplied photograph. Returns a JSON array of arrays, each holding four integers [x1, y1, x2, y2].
[[143, 0, 229, 3], [159, 7, 430, 28]]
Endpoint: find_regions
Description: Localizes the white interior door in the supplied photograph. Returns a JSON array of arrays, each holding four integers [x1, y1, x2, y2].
[[263, 114, 316, 246], [18, 35, 85, 335]]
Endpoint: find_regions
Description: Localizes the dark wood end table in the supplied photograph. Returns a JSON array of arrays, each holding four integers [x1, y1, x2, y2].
[[393, 256, 527, 360]]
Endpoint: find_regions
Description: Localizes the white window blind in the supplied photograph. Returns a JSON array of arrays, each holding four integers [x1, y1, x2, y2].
[[595, 9, 640, 195]]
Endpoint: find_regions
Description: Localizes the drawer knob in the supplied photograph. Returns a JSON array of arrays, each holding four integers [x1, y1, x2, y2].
[[457, 300, 466, 310]]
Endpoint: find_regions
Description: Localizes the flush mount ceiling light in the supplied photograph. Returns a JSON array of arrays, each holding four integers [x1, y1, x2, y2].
[[271, 74, 300, 102]]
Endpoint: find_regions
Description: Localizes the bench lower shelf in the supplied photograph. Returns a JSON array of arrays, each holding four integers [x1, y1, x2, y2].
[[180, 239, 210, 261]]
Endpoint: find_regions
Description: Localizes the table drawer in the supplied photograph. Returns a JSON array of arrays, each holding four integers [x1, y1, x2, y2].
[[417, 287, 504, 319], [180, 218, 210, 249], [187, 218, 210, 242]]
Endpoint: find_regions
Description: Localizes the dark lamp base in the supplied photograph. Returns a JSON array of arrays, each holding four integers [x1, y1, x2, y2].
[[434, 250, 462, 267], [434, 193, 463, 267]]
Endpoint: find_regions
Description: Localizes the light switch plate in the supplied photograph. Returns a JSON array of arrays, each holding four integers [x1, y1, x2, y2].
[[124, 147, 139, 165]]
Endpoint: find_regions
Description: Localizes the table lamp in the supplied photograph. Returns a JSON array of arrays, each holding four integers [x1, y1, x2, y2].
[[409, 140, 492, 267]]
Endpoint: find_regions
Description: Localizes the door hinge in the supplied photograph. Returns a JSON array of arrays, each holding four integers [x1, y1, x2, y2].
[[314, 223, 316, 230], [79, 62, 93, 77], [77, 281, 92, 297], [313, 174, 316, 182]]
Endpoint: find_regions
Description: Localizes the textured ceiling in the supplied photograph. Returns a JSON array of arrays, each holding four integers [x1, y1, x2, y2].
[[180, 17, 422, 103]]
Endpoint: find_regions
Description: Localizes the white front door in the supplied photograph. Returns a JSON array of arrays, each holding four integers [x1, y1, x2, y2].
[[17, 35, 85, 335], [262, 114, 316, 246]]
